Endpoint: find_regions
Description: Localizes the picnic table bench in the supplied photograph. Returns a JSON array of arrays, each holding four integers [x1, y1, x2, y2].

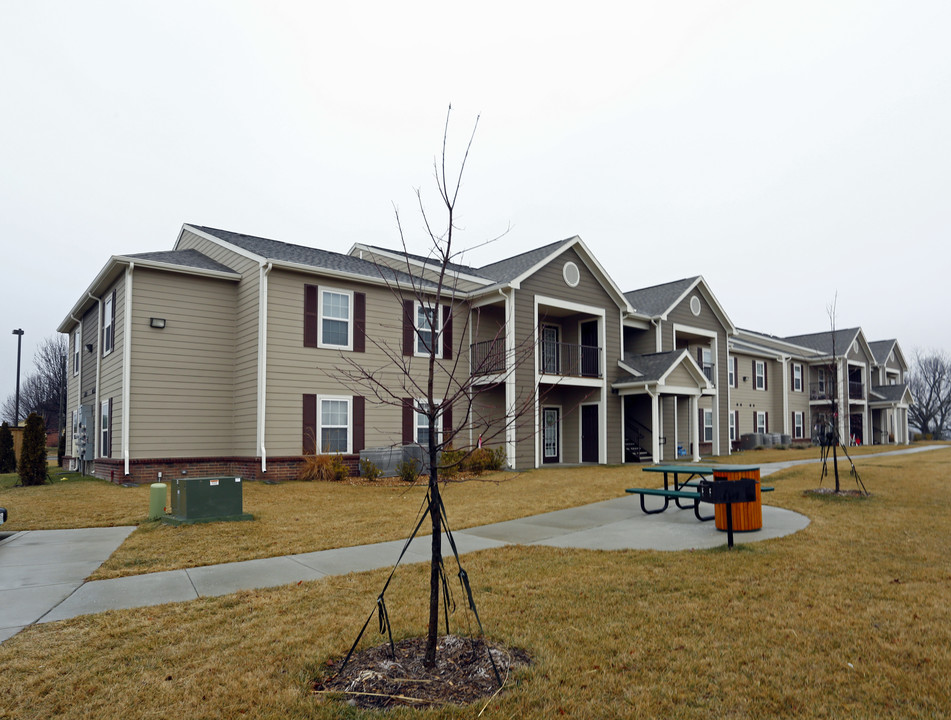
[[626, 464, 773, 527]]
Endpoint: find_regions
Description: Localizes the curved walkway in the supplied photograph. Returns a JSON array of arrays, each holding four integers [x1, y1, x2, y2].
[[1, 445, 943, 644]]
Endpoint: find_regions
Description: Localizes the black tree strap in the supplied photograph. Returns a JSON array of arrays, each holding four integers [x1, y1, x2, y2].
[[337, 493, 435, 674], [435, 492, 503, 687]]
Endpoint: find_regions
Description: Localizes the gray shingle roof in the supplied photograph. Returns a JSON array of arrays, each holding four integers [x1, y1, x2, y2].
[[616, 350, 684, 384], [868, 339, 897, 365], [361, 245, 487, 278], [869, 383, 908, 402], [192, 226, 436, 288], [782, 328, 860, 356], [125, 249, 239, 275], [475, 237, 577, 283], [623, 277, 699, 317]]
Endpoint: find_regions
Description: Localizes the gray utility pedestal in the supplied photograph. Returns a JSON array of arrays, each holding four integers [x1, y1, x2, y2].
[[162, 476, 254, 525]]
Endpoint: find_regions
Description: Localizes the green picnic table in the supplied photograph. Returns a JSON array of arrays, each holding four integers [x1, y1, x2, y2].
[[626, 464, 771, 520]]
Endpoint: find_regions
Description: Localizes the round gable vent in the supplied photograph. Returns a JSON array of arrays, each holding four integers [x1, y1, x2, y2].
[[690, 295, 702, 316], [563, 261, 580, 288]]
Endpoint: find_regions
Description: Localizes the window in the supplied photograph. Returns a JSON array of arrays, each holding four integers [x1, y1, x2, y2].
[[754, 360, 766, 390], [817, 368, 827, 395], [793, 363, 803, 392], [793, 411, 804, 439], [100, 400, 111, 458], [319, 289, 352, 349], [729, 411, 736, 442], [319, 398, 350, 453], [755, 411, 767, 434], [728, 356, 735, 388], [415, 400, 442, 447], [72, 330, 80, 375], [541, 325, 560, 374], [103, 291, 115, 355], [703, 409, 713, 443], [701, 348, 714, 383], [416, 303, 440, 355]]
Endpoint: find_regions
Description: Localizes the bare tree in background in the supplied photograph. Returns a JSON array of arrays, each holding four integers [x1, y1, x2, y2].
[[331, 107, 539, 669], [907, 350, 951, 440], [3, 335, 67, 431]]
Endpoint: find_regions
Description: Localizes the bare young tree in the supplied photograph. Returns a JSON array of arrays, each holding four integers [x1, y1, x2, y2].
[[330, 107, 538, 668], [907, 349, 951, 440]]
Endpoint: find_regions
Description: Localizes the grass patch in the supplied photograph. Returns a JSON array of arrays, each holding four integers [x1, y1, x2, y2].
[[1, 448, 949, 718]]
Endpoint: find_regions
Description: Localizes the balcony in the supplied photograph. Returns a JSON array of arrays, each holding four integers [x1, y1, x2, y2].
[[470, 338, 506, 375], [540, 341, 602, 379], [810, 382, 833, 401], [848, 381, 865, 400]]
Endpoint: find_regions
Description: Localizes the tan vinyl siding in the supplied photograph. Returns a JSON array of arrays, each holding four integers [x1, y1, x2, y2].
[[263, 268, 461, 455], [177, 229, 262, 454], [128, 269, 238, 457]]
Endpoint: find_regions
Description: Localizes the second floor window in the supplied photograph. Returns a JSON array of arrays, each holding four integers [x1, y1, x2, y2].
[[793, 363, 803, 392], [728, 356, 735, 387], [416, 303, 440, 355], [319, 289, 351, 349], [103, 291, 115, 355], [701, 348, 714, 383], [755, 360, 766, 390], [73, 330, 80, 375]]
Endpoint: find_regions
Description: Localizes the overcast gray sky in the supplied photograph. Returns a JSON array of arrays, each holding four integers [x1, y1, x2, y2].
[[3, 0, 948, 397]]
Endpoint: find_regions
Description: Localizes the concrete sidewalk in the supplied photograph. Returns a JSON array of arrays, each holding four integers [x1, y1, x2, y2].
[[2, 445, 943, 644]]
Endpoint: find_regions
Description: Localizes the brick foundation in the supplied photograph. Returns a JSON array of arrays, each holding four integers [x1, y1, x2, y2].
[[64, 454, 360, 485]]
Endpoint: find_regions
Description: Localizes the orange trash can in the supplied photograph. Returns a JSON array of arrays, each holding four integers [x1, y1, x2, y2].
[[713, 466, 762, 532]]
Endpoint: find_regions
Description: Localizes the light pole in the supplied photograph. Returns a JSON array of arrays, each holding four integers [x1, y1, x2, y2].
[[12, 329, 24, 426]]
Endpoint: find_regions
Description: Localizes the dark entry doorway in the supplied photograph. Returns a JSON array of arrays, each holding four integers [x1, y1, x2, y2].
[[581, 404, 599, 462]]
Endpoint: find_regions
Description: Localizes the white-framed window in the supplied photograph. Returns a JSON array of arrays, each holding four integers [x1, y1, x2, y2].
[[100, 400, 110, 457], [728, 356, 735, 388], [416, 302, 441, 356], [729, 411, 736, 442], [701, 348, 714, 383], [415, 399, 442, 447], [817, 367, 827, 395], [755, 360, 765, 390], [793, 363, 803, 392], [793, 411, 804, 439], [318, 288, 352, 349], [73, 330, 80, 375], [756, 411, 767, 434], [703, 409, 713, 443], [103, 293, 114, 355], [319, 397, 351, 453]]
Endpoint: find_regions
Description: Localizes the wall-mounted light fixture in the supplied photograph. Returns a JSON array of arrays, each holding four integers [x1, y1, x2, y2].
[[149, 317, 167, 329], [85, 343, 94, 353], [742, 376, 749, 383]]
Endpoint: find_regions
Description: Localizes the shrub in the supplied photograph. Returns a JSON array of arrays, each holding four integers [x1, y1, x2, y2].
[[359, 457, 382, 481], [396, 459, 421, 483], [438, 445, 466, 479], [490, 446, 507, 470], [299, 454, 349, 482], [18, 413, 47, 486], [0, 422, 15, 473]]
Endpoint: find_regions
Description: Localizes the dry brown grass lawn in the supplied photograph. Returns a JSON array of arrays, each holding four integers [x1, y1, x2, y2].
[[1, 447, 949, 718]]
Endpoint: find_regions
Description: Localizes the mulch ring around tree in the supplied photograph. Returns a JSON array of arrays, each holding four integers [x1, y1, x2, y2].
[[314, 634, 531, 711], [804, 488, 870, 497]]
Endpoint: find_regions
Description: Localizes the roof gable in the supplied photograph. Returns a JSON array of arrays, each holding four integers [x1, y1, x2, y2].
[[625, 276, 736, 334]]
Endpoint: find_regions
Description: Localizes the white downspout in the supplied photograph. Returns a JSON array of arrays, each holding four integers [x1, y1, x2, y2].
[[502, 288, 517, 469], [647, 384, 660, 463], [257, 262, 273, 472], [122, 264, 134, 476], [69, 314, 82, 463], [781, 355, 789, 436]]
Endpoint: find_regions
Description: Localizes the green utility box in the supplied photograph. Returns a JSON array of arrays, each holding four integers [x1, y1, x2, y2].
[[162, 476, 254, 525]]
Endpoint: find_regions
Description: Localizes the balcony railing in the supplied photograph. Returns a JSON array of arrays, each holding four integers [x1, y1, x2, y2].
[[540, 341, 602, 378], [848, 381, 865, 400], [470, 338, 506, 375]]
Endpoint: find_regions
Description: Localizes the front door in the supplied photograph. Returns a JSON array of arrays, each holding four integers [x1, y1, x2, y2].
[[580, 320, 599, 377], [581, 404, 599, 463], [542, 407, 560, 463]]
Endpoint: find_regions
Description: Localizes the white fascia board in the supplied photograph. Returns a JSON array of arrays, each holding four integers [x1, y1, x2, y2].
[[112, 255, 242, 281], [623, 314, 651, 330], [734, 329, 821, 357], [659, 277, 702, 321], [728, 339, 788, 361], [349, 243, 492, 287], [658, 349, 710, 388], [57, 256, 128, 333]]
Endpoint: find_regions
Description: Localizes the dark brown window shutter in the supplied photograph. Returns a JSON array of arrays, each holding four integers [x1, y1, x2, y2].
[[110, 290, 116, 350], [764, 363, 768, 391], [352, 395, 365, 453], [752, 411, 757, 431], [402, 398, 414, 443], [733, 357, 738, 388], [403, 300, 414, 356], [353, 292, 366, 353], [442, 401, 453, 441], [699, 407, 703, 437], [735, 410, 740, 437], [765, 412, 769, 433], [303, 394, 317, 454], [304, 285, 318, 348], [442, 305, 452, 360]]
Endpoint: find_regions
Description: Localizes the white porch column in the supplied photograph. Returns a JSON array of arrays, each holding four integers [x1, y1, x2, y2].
[[650, 391, 660, 463], [690, 394, 700, 462]]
